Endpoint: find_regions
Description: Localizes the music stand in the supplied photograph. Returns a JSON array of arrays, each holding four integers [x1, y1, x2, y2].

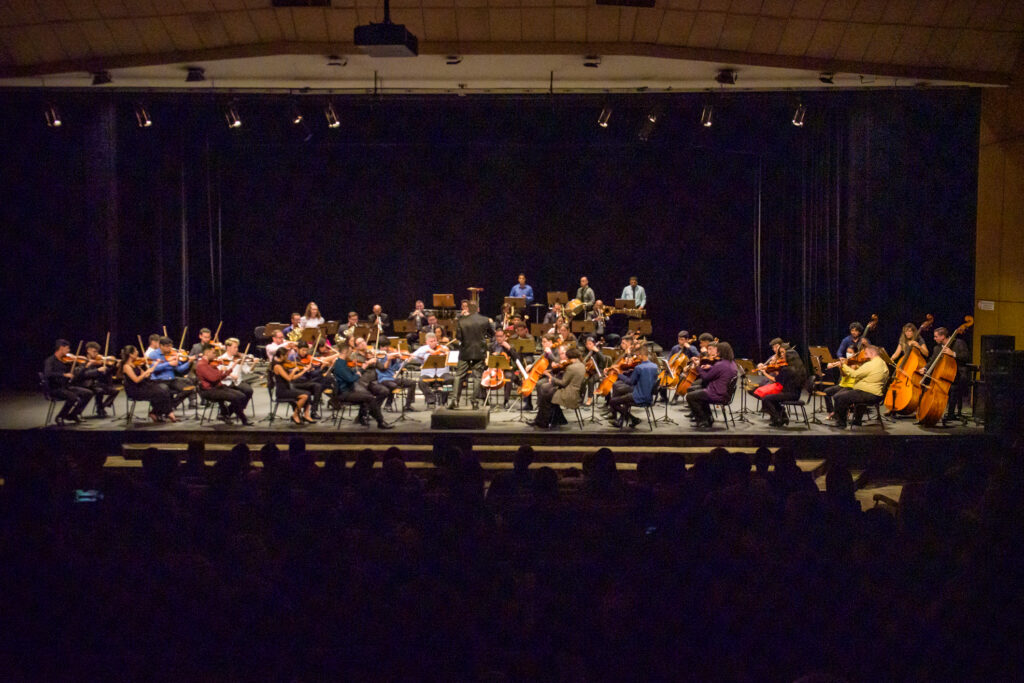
[[571, 320, 595, 334], [322, 321, 340, 337], [547, 291, 568, 305], [421, 354, 449, 408], [504, 296, 526, 314], [530, 323, 548, 338], [528, 303, 546, 324], [614, 299, 634, 309], [807, 346, 834, 364], [353, 325, 371, 340], [629, 320, 652, 336], [392, 320, 414, 334], [734, 358, 757, 423], [299, 328, 320, 344], [265, 322, 286, 336], [433, 294, 455, 309]]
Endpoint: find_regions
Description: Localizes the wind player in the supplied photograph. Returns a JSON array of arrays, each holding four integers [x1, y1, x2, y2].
[[509, 273, 535, 307], [575, 276, 596, 316], [619, 276, 647, 310]]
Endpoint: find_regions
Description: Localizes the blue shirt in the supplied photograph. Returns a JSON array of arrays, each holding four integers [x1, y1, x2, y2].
[[333, 361, 359, 394], [624, 360, 659, 405], [837, 334, 861, 359], [146, 347, 191, 381], [376, 356, 406, 382], [509, 283, 534, 305]]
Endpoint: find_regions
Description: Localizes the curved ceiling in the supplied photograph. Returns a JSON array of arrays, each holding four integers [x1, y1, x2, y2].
[[0, 0, 1021, 91]]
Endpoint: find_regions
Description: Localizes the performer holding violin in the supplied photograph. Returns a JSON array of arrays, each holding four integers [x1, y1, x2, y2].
[[331, 346, 392, 429], [270, 346, 314, 424], [147, 336, 193, 408], [291, 341, 333, 420], [760, 349, 806, 428], [376, 345, 417, 412], [607, 344, 658, 429], [826, 344, 888, 428], [44, 339, 94, 424], [118, 344, 178, 422], [196, 344, 252, 426], [582, 335, 610, 405], [749, 337, 789, 388], [409, 333, 453, 408], [72, 341, 120, 417], [685, 341, 738, 429]]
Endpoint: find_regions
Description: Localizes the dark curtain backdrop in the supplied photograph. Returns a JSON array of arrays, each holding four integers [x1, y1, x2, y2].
[[0, 90, 977, 389]]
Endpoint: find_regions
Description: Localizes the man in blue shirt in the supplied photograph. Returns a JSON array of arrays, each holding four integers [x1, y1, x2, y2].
[[147, 336, 193, 406], [608, 345, 658, 428], [509, 273, 535, 306], [619, 275, 647, 310], [836, 321, 866, 359]]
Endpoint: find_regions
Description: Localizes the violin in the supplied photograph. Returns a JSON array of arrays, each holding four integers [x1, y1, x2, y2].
[[61, 353, 88, 365]]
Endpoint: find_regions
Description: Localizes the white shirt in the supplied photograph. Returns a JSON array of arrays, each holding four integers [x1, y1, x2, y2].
[[619, 284, 646, 309], [300, 316, 324, 329], [217, 352, 253, 385]]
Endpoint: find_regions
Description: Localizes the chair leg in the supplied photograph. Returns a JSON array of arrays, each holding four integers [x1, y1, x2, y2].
[[574, 407, 585, 429], [800, 405, 810, 430]]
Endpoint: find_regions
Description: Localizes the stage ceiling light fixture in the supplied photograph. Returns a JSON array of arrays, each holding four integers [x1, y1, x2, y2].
[[700, 103, 713, 128], [792, 103, 806, 127], [819, 71, 835, 84], [583, 55, 601, 68], [290, 101, 304, 125], [186, 66, 206, 83], [224, 101, 242, 129], [44, 103, 61, 128], [91, 70, 112, 86], [327, 55, 348, 67], [597, 104, 612, 128], [325, 102, 340, 128], [134, 102, 152, 128], [354, 0, 418, 57], [445, 55, 462, 65], [714, 68, 737, 85]]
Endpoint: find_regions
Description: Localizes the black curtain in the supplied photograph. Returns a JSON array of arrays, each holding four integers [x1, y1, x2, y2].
[[0, 90, 977, 389]]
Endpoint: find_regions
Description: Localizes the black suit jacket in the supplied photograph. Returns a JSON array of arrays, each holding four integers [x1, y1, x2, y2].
[[457, 313, 493, 361]]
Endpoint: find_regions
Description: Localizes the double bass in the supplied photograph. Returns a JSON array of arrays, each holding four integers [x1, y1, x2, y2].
[[884, 314, 933, 414], [915, 316, 973, 427]]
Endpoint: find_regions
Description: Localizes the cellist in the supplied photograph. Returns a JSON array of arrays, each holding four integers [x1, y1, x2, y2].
[[929, 326, 971, 422]]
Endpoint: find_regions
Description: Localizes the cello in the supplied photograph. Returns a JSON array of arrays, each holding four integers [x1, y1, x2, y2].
[[658, 337, 695, 388], [884, 314, 933, 414], [915, 316, 973, 427]]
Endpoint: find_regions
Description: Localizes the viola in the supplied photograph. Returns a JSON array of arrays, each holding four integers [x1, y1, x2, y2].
[[61, 353, 88, 364]]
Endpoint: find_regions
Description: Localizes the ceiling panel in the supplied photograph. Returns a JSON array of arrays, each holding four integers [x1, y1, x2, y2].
[[553, 7, 586, 41], [776, 17, 817, 55], [520, 7, 553, 41], [423, 8, 458, 41], [106, 18, 148, 56], [804, 19, 845, 58], [687, 11, 726, 48], [586, 6, 619, 43], [220, 10, 260, 44], [79, 19, 119, 56], [717, 12, 758, 51], [52, 22, 94, 60], [490, 8, 522, 41]]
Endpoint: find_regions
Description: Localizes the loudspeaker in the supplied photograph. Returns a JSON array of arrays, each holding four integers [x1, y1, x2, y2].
[[981, 335, 1015, 377], [430, 408, 489, 430], [984, 349, 1024, 380], [983, 381, 1024, 438]]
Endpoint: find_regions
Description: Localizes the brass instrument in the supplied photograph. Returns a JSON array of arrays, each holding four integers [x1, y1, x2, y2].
[[286, 328, 303, 342]]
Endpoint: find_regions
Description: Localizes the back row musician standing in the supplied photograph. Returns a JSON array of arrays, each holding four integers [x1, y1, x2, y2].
[[509, 273, 535, 306], [576, 276, 596, 316]]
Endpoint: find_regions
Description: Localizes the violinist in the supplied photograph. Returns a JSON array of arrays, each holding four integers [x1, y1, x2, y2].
[[301, 301, 325, 329], [750, 337, 788, 388], [554, 322, 577, 348], [330, 347, 392, 429], [890, 323, 929, 363], [218, 338, 257, 393], [291, 341, 332, 420], [118, 344, 177, 422], [607, 345, 658, 429], [929, 326, 971, 423], [44, 339, 93, 424], [149, 336, 193, 405], [826, 345, 887, 428], [377, 345, 417, 412], [408, 333, 451, 407], [529, 347, 585, 428], [351, 338, 391, 418], [72, 341, 119, 417], [686, 341, 738, 429], [196, 344, 252, 426], [189, 328, 214, 359], [761, 349, 807, 428], [509, 273, 535, 306], [269, 347, 314, 424]]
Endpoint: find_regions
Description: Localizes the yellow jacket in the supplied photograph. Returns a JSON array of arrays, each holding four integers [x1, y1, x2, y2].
[[840, 356, 888, 396]]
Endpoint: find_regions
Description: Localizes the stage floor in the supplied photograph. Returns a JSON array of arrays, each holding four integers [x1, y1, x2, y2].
[[0, 388, 985, 450]]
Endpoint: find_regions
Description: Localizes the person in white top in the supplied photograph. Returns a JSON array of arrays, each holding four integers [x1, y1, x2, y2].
[[266, 330, 297, 360], [300, 301, 325, 328], [619, 276, 646, 310]]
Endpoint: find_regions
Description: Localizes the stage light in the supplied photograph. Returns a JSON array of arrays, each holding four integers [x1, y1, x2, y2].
[[325, 102, 340, 129], [583, 55, 601, 68], [134, 102, 152, 128], [291, 102, 304, 125], [44, 103, 61, 128], [819, 72, 834, 84], [700, 104, 713, 128], [792, 103, 806, 127], [224, 102, 242, 129], [186, 66, 206, 83], [597, 105, 612, 128], [647, 110, 658, 123], [91, 70, 112, 86], [714, 68, 737, 85], [445, 55, 462, 65]]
